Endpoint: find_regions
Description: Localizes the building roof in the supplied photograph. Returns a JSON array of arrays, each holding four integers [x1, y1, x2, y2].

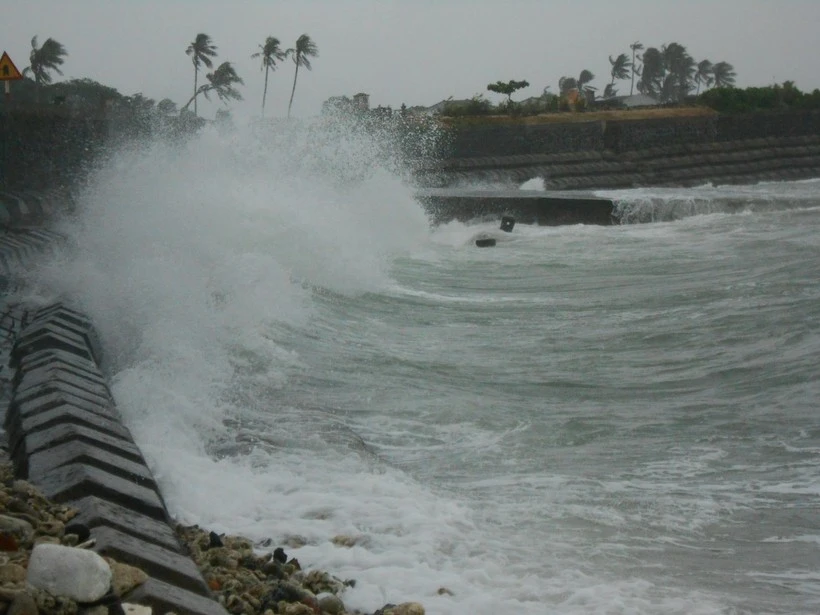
[[611, 94, 658, 108]]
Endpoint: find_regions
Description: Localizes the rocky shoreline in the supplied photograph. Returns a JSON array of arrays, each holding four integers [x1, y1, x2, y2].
[[0, 220, 426, 615], [0, 457, 425, 615]]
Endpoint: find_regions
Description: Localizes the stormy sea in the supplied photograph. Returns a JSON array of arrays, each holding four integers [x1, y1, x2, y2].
[[21, 122, 819, 615]]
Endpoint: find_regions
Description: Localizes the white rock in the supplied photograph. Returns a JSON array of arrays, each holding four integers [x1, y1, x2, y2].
[[122, 603, 152, 615], [27, 543, 112, 602]]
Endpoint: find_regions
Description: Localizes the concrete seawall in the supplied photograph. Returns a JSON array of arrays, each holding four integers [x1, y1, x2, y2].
[[0, 191, 227, 615], [418, 134, 820, 190], [417, 110, 820, 190], [415, 189, 616, 226]]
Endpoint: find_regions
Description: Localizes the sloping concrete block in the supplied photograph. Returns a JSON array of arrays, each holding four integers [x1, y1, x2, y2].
[[27, 440, 155, 489], [13, 379, 112, 410], [17, 348, 104, 382], [124, 578, 227, 615], [11, 329, 94, 366], [16, 363, 109, 392], [9, 390, 117, 425], [92, 525, 208, 595], [71, 496, 182, 552], [33, 463, 166, 520], [27, 307, 103, 365], [7, 403, 133, 462], [15, 421, 145, 463], [16, 369, 112, 402], [12, 402, 130, 442]]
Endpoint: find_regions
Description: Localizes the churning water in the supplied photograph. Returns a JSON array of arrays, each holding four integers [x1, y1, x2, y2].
[[22, 123, 820, 614]]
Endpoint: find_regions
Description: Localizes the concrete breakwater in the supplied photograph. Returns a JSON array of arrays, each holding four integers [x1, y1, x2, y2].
[[0, 191, 427, 615], [415, 110, 820, 191], [415, 189, 616, 226], [0, 193, 228, 615], [416, 134, 820, 191]]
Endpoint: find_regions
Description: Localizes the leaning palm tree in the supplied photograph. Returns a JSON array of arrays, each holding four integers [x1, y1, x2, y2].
[[661, 42, 695, 102], [629, 41, 644, 95], [23, 36, 68, 103], [694, 59, 714, 95], [286, 34, 319, 118], [181, 61, 244, 113], [711, 62, 737, 89], [576, 69, 596, 101], [609, 53, 632, 94], [251, 36, 286, 116], [186, 33, 218, 116], [637, 47, 663, 98]]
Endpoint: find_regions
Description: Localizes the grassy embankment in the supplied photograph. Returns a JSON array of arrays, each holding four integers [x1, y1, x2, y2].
[[439, 106, 717, 127]]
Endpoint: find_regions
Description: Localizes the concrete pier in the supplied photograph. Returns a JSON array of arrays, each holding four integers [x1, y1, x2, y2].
[[415, 188, 616, 226]]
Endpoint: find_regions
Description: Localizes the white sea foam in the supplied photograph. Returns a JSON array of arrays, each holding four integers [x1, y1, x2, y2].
[[20, 120, 820, 614]]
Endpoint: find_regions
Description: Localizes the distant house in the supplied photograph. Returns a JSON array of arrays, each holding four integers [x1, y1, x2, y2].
[[595, 93, 659, 109], [352, 92, 370, 111], [425, 98, 472, 115]]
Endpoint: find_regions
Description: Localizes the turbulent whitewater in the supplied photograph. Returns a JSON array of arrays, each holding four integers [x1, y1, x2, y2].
[[20, 124, 820, 615]]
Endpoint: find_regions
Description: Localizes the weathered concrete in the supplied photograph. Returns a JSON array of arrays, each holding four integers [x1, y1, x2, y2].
[[415, 189, 616, 226], [422, 116, 820, 191], [70, 496, 182, 552], [1, 296, 228, 615]]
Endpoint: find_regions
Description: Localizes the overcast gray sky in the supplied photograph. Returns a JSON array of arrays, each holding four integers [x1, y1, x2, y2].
[[5, 1, 820, 118]]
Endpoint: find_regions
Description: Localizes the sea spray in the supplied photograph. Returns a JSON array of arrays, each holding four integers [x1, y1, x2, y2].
[[18, 119, 820, 613]]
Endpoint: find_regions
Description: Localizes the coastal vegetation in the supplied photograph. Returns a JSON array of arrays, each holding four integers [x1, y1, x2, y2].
[[1, 30, 324, 121], [286, 34, 320, 118], [486, 80, 530, 104], [22, 36, 68, 104], [439, 40, 737, 117], [3, 31, 820, 128], [251, 36, 286, 116], [185, 33, 218, 116], [700, 81, 820, 114]]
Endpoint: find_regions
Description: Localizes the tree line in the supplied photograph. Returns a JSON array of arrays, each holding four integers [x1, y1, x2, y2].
[[552, 41, 736, 103], [13, 32, 320, 118]]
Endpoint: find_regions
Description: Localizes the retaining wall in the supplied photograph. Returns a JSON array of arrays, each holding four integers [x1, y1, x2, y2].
[[0, 193, 227, 615], [421, 110, 820, 190], [0, 111, 108, 190]]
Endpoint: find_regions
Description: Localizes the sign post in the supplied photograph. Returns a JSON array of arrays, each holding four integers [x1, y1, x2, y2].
[[0, 51, 23, 100], [0, 51, 23, 187]]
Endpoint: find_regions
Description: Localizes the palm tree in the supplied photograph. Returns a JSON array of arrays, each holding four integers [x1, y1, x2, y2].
[[577, 69, 595, 97], [661, 42, 695, 102], [157, 98, 178, 116], [186, 33, 218, 116], [23, 36, 68, 103], [560, 70, 595, 94], [712, 62, 737, 88], [608, 53, 632, 96], [637, 47, 663, 98], [286, 34, 319, 118], [251, 36, 286, 116], [181, 61, 244, 112], [694, 59, 714, 95], [629, 41, 644, 95]]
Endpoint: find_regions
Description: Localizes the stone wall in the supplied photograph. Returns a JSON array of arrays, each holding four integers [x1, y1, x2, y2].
[[442, 109, 820, 161], [716, 110, 820, 142], [0, 111, 108, 190], [424, 110, 820, 189], [603, 115, 718, 152], [445, 121, 604, 158]]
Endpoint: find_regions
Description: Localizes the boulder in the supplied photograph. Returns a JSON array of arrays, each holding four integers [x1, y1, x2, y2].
[[27, 543, 112, 603]]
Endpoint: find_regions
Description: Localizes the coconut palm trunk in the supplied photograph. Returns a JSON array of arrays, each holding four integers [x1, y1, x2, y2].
[[186, 33, 217, 116], [262, 65, 270, 114], [285, 34, 318, 118], [287, 62, 300, 118]]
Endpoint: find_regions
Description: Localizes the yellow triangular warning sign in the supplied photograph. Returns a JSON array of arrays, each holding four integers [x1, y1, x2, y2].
[[0, 51, 23, 81]]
